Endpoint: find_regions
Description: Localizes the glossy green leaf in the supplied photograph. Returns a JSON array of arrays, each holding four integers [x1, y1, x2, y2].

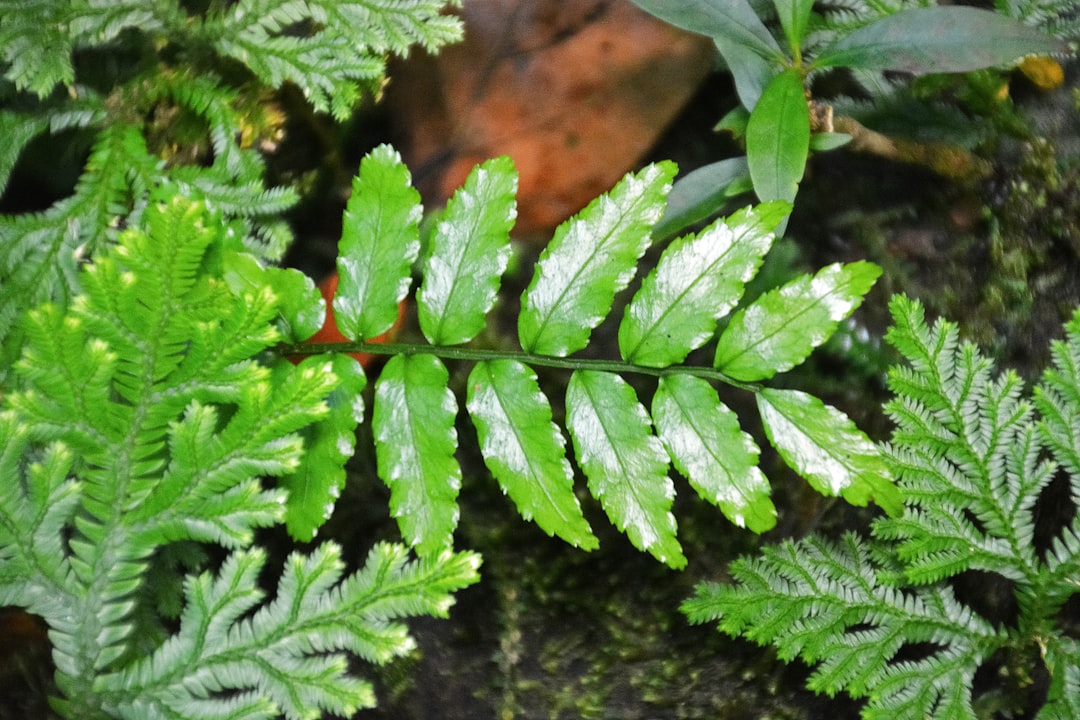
[[652, 157, 753, 241], [814, 7, 1067, 74], [774, 0, 814, 57], [518, 162, 676, 357], [418, 156, 518, 345], [809, 132, 852, 152], [620, 202, 788, 367], [757, 388, 901, 515], [565, 370, 685, 568], [280, 354, 366, 542], [466, 360, 598, 550], [746, 68, 810, 206], [373, 354, 461, 556], [715, 261, 881, 382], [653, 375, 776, 533], [720, 39, 782, 109], [336, 144, 423, 341]]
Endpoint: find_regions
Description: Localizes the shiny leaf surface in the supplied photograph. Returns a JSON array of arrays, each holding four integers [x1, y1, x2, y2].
[[620, 202, 787, 367], [336, 144, 422, 341], [653, 374, 776, 533], [758, 388, 900, 515], [418, 156, 518, 345], [373, 354, 461, 556], [467, 360, 597, 549], [565, 370, 685, 568], [715, 261, 881, 382], [518, 162, 676, 356]]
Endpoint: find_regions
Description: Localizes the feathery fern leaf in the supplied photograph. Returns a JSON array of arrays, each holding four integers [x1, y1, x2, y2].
[[685, 294, 1080, 718], [0, 194, 479, 717], [303, 144, 895, 567]]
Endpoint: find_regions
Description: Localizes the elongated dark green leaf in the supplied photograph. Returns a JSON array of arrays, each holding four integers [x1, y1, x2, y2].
[[774, 0, 814, 57], [281, 354, 366, 542], [466, 360, 598, 549], [653, 375, 776, 533], [746, 68, 809, 206], [518, 162, 676, 357], [336, 144, 422, 341], [715, 261, 881, 382], [373, 354, 461, 556], [757, 388, 901, 515], [719, 38, 782, 109], [814, 7, 1067, 74], [418, 156, 518, 345], [620, 202, 787, 367], [629, 0, 783, 60], [565, 370, 685, 568], [652, 157, 753, 241]]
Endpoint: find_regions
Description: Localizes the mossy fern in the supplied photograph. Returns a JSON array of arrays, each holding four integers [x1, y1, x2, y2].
[[0, 193, 479, 718], [684, 295, 1080, 719]]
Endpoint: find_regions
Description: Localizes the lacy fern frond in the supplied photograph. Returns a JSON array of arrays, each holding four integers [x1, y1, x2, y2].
[[286, 144, 900, 569], [0, 194, 479, 717], [0, 0, 463, 379], [684, 295, 1080, 719]]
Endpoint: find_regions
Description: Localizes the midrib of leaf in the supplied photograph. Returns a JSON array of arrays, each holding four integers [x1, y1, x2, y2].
[[477, 362, 574, 525], [715, 275, 854, 372]]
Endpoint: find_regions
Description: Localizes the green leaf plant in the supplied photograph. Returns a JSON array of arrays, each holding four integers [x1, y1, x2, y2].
[[0, 0, 463, 378], [684, 295, 1080, 719], [284, 144, 901, 569], [0, 192, 480, 717], [632, 0, 1069, 239]]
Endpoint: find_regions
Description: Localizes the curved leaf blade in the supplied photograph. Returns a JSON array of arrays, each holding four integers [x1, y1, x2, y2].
[[466, 360, 597, 550], [418, 156, 518, 345], [774, 0, 814, 57], [281, 354, 366, 542], [814, 7, 1067, 74], [565, 370, 685, 568], [336, 144, 423, 341], [715, 261, 881, 382], [746, 68, 809, 206], [518, 162, 677, 357], [629, 0, 783, 60], [373, 354, 461, 556], [654, 375, 775, 532], [757, 388, 900, 515], [620, 202, 787, 367], [652, 157, 753, 241]]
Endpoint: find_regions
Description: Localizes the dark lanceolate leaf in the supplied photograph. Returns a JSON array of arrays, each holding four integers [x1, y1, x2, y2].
[[814, 7, 1068, 74], [620, 202, 787, 367], [280, 354, 366, 542], [629, 0, 783, 62], [518, 162, 676, 357], [418, 156, 518, 346], [757, 388, 901, 515], [652, 158, 753, 240], [373, 354, 461, 556], [336, 144, 422, 341], [565, 370, 685, 568], [746, 68, 810, 206], [715, 261, 881, 382], [467, 360, 597, 550], [653, 375, 776, 532]]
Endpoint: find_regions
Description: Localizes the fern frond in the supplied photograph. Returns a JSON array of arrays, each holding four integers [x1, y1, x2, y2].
[[309, 145, 892, 568], [216, 0, 463, 120], [687, 294, 1080, 718], [2, 193, 478, 716]]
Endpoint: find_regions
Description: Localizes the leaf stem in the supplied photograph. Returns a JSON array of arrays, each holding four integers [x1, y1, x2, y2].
[[279, 340, 762, 392]]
